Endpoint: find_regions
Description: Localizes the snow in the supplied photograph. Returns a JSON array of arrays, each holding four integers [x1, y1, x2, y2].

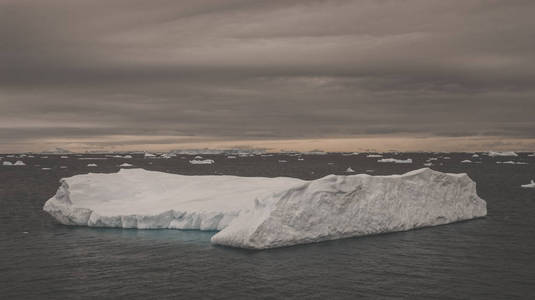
[[44, 168, 486, 249], [487, 151, 518, 157], [521, 180, 535, 188], [119, 163, 133, 167], [345, 167, 355, 173], [189, 159, 215, 165], [87, 163, 98, 167], [377, 158, 413, 164], [496, 161, 528, 165]]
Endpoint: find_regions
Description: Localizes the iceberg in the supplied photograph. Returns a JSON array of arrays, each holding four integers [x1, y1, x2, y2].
[[496, 161, 527, 165], [189, 159, 215, 165], [487, 151, 518, 157], [521, 180, 535, 188], [377, 158, 413, 164], [44, 168, 486, 249]]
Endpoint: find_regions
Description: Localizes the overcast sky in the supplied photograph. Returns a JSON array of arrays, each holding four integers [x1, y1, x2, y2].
[[1, 0, 535, 152]]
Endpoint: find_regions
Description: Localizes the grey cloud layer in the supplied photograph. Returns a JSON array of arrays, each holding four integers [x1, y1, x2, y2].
[[1, 0, 535, 150]]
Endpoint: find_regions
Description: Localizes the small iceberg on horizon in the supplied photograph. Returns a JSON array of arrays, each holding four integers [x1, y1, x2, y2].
[[43, 168, 486, 249], [377, 158, 413, 164]]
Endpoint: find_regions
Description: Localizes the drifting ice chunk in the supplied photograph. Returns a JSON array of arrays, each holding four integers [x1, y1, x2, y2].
[[44, 168, 486, 249], [461, 160, 472, 163], [87, 163, 98, 167], [189, 159, 215, 165], [345, 167, 355, 173], [367, 154, 383, 158], [119, 163, 133, 167], [14, 161, 26, 166], [378, 158, 412, 164], [487, 151, 518, 157], [521, 180, 535, 188], [496, 161, 527, 165]]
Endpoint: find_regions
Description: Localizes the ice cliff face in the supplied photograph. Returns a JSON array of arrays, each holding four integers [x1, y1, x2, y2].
[[211, 168, 486, 249], [44, 168, 486, 249]]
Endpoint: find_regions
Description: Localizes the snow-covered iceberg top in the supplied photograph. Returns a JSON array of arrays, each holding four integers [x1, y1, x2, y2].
[[43, 168, 486, 249]]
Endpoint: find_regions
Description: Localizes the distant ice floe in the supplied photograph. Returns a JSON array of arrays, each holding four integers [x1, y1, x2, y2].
[[3, 161, 13, 166], [79, 158, 107, 160], [472, 154, 480, 158], [521, 180, 535, 188], [487, 151, 518, 157], [87, 163, 98, 167], [144, 152, 156, 158], [423, 163, 433, 167], [226, 156, 237, 159], [123, 155, 133, 159], [496, 161, 527, 165], [367, 154, 383, 158], [13, 161, 26, 166], [461, 160, 473, 163], [378, 158, 413, 164], [43, 168, 486, 249], [345, 167, 355, 173], [60, 156, 68, 159], [189, 159, 215, 165], [119, 163, 133, 167], [528, 153, 535, 157], [60, 166, 68, 169], [298, 157, 304, 161], [42, 168, 51, 170], [278, 160, 288, 163]]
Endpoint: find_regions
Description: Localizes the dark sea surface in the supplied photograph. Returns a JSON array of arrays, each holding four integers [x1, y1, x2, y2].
[[1, 152, 534, 299]]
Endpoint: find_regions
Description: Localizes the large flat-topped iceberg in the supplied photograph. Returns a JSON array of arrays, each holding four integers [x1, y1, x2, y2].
[[44, 168, 486, 249]]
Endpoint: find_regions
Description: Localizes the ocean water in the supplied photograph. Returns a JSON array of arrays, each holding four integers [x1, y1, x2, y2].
[[1, 153, 534, 299]]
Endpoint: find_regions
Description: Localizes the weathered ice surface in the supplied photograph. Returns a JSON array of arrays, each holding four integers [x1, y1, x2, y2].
[[44, 168, 486, 249]]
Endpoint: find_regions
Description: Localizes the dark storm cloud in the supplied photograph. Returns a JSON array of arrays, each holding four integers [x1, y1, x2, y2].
[[1, 0, 535, 151]]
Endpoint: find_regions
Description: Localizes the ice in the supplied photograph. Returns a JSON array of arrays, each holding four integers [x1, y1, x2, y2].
[[461, 160, 472, 163], [521, 180, 535, 188], [3, 161, 13, 166], [496, 161, 527, 165], [87, 163, 98, 167], [14, 161, 26, 166], [44, 168, 486, 249], [345, 167, 355, 173], [119, 163, 133, 167], [189, 159, 215, 165], [377, 158, 413, 164], [144, 152, 156, 158], [487, 151, 518, 157], [528, 153, 535, 157], [367, 154, 383, 158], [212, 168, 486, 249], [423, 163, 433, 167], [472, 154, 480, 158]]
